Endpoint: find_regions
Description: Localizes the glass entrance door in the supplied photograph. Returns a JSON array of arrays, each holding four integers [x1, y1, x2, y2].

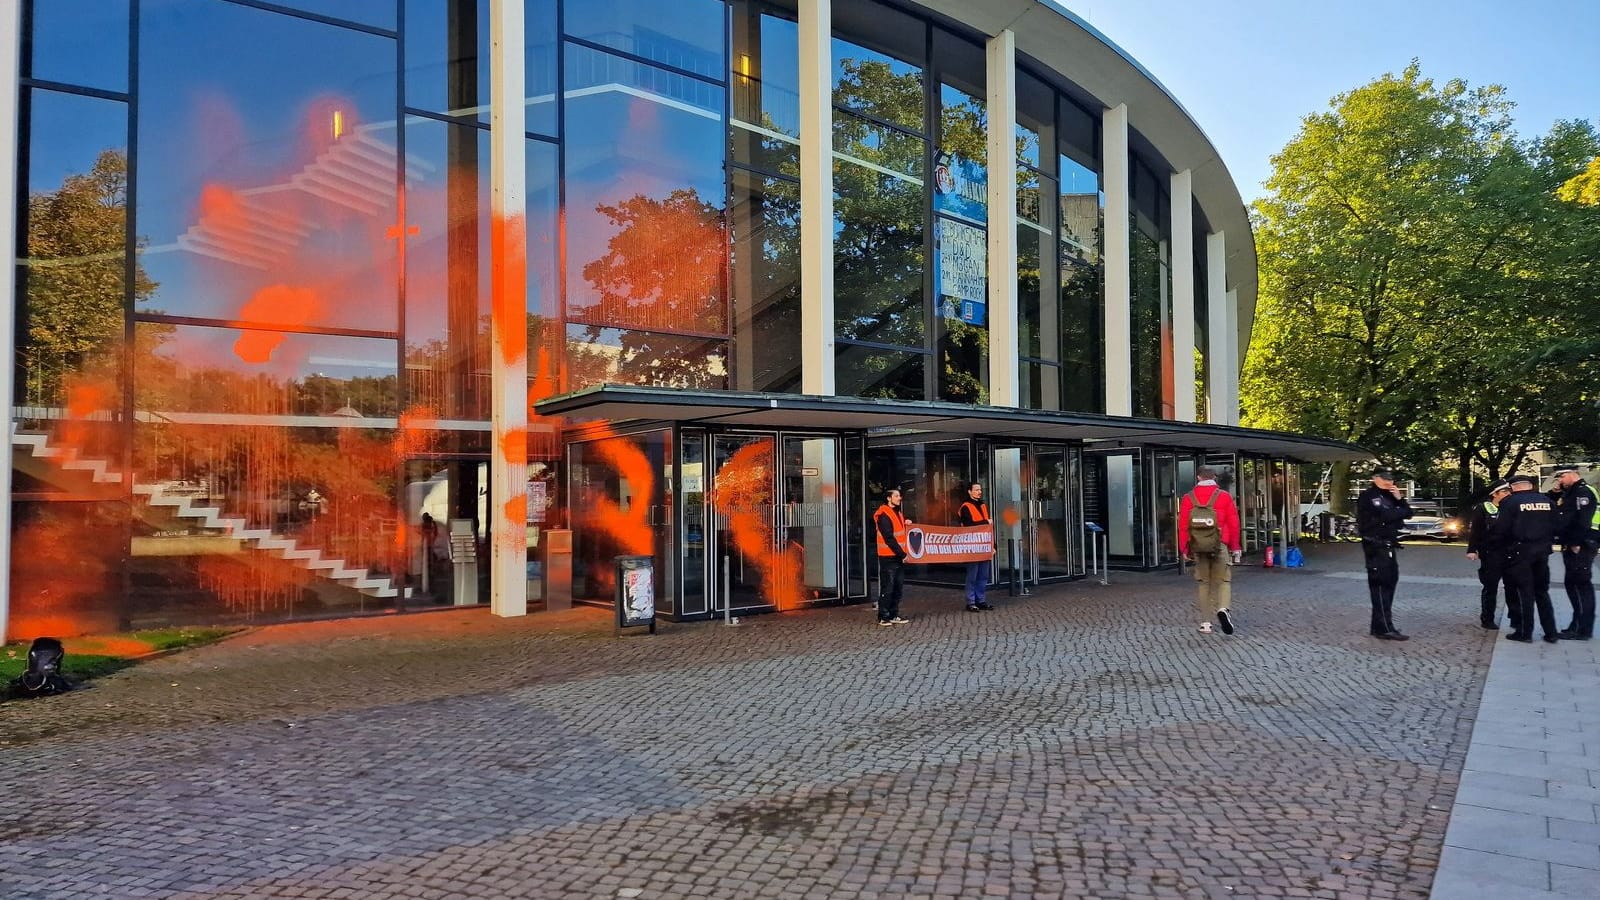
[[1034, 447, 1073, 580], [710, 433, 776, 613], [992, 443, 1077, 588], [781, 435, 841, 603], [707, 432, 843, 614]]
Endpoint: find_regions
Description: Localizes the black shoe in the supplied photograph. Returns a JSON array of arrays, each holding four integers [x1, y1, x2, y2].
[[1505, 633, 1533, 643], [975, 602, 994, 611], [1543, 634, 1561, 644], [965, 604, 982, 612], [1384, 631, 1410, 641], [1558, 628, 1579, 639], [1480, 619, 1499, 630], [1216, 608, 1235, 635]]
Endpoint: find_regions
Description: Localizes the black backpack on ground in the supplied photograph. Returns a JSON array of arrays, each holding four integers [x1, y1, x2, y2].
[[4, 637, 73, 700]]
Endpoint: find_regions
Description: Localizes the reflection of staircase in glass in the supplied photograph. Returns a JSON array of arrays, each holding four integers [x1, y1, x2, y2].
[[12, 429, 402, 600]]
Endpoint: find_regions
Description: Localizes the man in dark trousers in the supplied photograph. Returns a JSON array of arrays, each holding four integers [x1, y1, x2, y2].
[[1466, 481, 1518, 631], [1493, 473, 1560, 643], [1357, 466, 1412, 640], [1550, 466, 1598, 640], [958, 482, 994, 612], [874, 488, 912, 626]]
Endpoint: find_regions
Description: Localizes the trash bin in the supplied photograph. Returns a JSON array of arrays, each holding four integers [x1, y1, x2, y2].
[[542, 529, 572, 611]]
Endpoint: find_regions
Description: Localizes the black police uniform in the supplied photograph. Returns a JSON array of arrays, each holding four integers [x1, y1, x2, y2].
[[1466, 497, 1519, 630], [1356, 484, 1411, 637], [1553, 479, 1599, 639], [1491, 485, 1559, 642]]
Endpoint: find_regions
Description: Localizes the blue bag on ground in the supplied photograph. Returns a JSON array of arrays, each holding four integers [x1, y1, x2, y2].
[[1284, 546, 1305, 568]]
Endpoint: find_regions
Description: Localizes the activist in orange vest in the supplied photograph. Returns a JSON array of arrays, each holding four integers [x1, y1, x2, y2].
[[957, 482, 994, 611], [873, 489, 912, 626]]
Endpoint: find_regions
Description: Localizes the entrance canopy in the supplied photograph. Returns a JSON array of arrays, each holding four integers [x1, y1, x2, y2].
[[535, 386, 1372, 464]]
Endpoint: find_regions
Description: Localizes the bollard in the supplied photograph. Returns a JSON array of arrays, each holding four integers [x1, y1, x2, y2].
[[1008, 539, 1020, 597]]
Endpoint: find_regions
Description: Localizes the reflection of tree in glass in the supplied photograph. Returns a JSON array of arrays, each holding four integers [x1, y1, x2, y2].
[[833, 59, 925, 356], [572, 189, 729, 389], [21, 149, 156, 408]]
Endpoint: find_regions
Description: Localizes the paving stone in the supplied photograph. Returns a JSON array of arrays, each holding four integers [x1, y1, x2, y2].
[[0, 544, 1498, 898]]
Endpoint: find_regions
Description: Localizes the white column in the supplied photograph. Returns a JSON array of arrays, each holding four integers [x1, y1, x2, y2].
[[1205, 231, 1228, 425], [1224, 287, 1240, 426], [489, 0, 528, 617], [1170, 170, 1195, 422], [985, 29, 1018, 408], [0, 3, 20, 642], [798, 0, 834, 396], [1101, 104, 1131, 416]]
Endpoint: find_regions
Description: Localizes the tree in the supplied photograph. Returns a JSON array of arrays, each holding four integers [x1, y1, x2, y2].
[[20, 149, 156, 408], [1243, 63, 1600, 509]]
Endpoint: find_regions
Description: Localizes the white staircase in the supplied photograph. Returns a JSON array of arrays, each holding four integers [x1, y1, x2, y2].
[[12, 429, 402, 600]]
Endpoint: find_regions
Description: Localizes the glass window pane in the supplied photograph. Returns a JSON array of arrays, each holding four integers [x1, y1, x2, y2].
[[27, 0, 129, 92], [526, 0, 559, 136], [134, 321, 398, 417], [833, 150, 924, 347], [563, 0, 726, 81], [1060, 259, 1102, 413], [730, 8, 800, 173], [1016, 69, 1054, 170], [527, 139, 561, 362], [836, 345, 923, 401], [1059, 155, 1101, 265], [730, 171, 802, 393], [1020, 361, 1062, 411], [9, 500, 128, 636], [403, 117, 491, 421], [17, 89, 129, 415], [136, 0, 399, 330], [833, 109, 923, 180], [253, 1, 395, 29], [564, 44, 727, 334], [1017, 219, 1048, 360], [832, 1, 926, 80], [403, 0, 488, 120], [567, 324, 729, 391], [1059, 95, 1097, 171], [832, 37, 924, 133]]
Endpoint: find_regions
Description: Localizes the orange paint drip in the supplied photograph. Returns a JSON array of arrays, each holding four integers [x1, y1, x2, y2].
[[490, 213, 528, 367]]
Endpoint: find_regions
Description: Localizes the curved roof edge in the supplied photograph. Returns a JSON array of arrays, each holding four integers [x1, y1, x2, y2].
[[903, 0, 1259, 358]]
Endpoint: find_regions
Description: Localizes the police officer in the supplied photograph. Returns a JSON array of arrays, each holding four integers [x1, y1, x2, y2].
[[1551, 465, 1598, 640], [1492, 473, 1560, 643], [1357, 466, 1412, 640], [1466, 481, 1518, 631]]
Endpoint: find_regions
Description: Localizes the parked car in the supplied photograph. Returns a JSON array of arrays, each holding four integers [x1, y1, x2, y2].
[[1401, 514, 1460, 542]]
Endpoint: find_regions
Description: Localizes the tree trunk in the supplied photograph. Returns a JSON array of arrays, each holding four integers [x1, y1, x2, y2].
[[1329, 461, 1354, 515], [1455, 452, 1477, 509]]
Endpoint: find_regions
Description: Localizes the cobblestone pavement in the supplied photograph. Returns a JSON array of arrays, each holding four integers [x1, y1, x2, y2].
[[2, 542, 1496, 899]]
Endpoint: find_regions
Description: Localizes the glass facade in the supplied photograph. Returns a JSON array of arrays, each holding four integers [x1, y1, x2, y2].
[[8, 0, 1254, 635]]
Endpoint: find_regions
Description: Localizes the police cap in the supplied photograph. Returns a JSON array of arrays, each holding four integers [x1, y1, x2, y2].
[[1506, 473, 1536, 487], [1489, 481, 1512, 494], [1551, 465, 1580, 477], [1370, 466, 1398, 481]]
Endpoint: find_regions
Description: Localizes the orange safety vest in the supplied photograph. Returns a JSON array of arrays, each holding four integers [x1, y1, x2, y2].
[[874, 504, 909, 557], [960, 501, 990, 526]]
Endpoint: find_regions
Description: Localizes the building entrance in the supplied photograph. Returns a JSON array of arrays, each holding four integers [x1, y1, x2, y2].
[[701, 432, 842, 616], [991, 443, 1079, 588]]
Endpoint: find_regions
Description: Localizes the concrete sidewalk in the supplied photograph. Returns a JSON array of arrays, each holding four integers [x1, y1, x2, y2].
[[1431, 630, 1600, 898]]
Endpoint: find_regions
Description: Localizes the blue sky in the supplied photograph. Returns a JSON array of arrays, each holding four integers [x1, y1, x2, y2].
[[1062, 0, 1600, 200]]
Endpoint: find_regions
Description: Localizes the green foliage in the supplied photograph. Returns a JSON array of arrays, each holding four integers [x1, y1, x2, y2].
[[1244, 63, 1600, 504], [20, 149, 156, 407]]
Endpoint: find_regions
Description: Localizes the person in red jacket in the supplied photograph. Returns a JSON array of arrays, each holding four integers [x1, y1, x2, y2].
[[1178, 466, 1243, 634]]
